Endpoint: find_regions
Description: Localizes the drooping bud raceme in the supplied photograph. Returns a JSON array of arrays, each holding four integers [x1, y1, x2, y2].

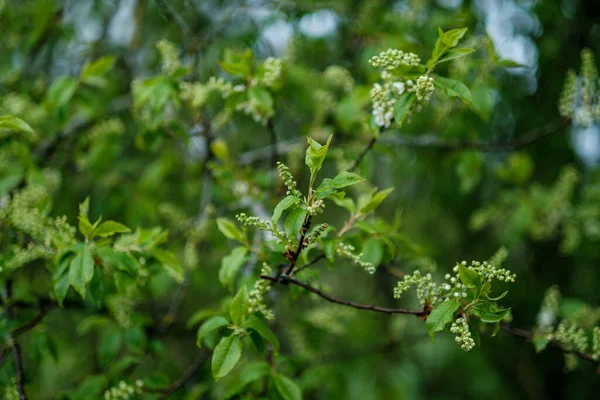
[[248, 263, 275, 320], [450, 317, 476, 351], [557, 49, 600, 126], [592, 327, 600, 360], [304, 223, 328, 245], [414, 75, 435, 103], [156, 39, 180, 75], [336, 242, 375, 274], [558, 69, 577, 118], [370, 83, 395, 128], [323, 65, 355, 93], [369, 49, 421, 70], [454, 260, 516, 283], [103, 380, 143, 400], [261, 57, 284, 88], [536, 285, 561, 328], [306, 199, 325, 216], [276, 162, 302, 197], [544, 320, 589, 354]]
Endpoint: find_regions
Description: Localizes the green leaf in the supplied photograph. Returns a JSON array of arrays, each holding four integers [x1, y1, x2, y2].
[[212, 336, 243, 380], [305, 134, 333, 183], [47, 76, 78, 109], [359, 187, 394, 215], [436, 47, 476, 64], [220, 49, 253, 78], [242, 315, 280, 353], [80, 55, 116, 87], [394, 92, 416, 128], [219, 246, 248, 291], [197, 316, 230, 348], [224, 362, 270, 399], [330, 171, 364, 188], [431, 27, 468, 64], [68, 246, 95, 299], [532, 335, 548, 353], [53, 257, 71, 306], [426, 300, 460, 342], [0, 116, 37, 141], [78, 216, 94, 240], [472, 84, 494, 121], [98, 324, 122, 368], [433, 76, 472, 106], [361, 238, 384, 266], [216, 218, 246, 244], [497, 59, 527, 69], [230, 286, 249, 326], [272, 196, 301, 224], [485, 290, 508, 301], [285, 208, 308, 239], [273, 374, 302, 400], [93, 221, 131, 238], [150, 248, 184, 283], [473, 302, 510, 323], [79, 197, 90, 219], [458, 265, 481, 288], [248, 86, 274, 110]]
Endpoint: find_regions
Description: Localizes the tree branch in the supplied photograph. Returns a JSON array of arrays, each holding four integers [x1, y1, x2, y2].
[[261, 274, 427, 316], [348, 136, 378, 171], [143, 351, 209, 399], [382, 118, 569, 152], [293, 253, 326, 275], [283, 216, 313, 276]]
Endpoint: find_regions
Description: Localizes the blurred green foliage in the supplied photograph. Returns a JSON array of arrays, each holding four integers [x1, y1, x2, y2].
[[2, 0, 600, 399]]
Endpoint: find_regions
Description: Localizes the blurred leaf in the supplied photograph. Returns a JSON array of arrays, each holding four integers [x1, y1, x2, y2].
[[273, 373, 302, 400], [426, 300, 460, 342], [219, 247, 248, 291], [197, 316, 230, 348], [433, 76, 472, 106], [212, 336, 243, 380]]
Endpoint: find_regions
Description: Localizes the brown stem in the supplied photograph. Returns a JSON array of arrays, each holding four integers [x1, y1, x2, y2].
[[348, 136, 377, 171], [260, 274, 427, 316], [294, 253, 326, 275], [283, 216, 313, 276], [143, 351, 209, 399]]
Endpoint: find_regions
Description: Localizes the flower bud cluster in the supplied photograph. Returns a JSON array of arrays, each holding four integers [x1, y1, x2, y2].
[[103, 380, 143, 400], [558, 70, 577, 118], [393, 270, 439, 304], [592, 327, 600, 360], [454, 260, 516, 283], [414, 75, 435, 103], [536, 285, 561, 328], [156, 39, 180, 74], [276, 162, 302, 197], [369, 49, 421, 70], [248, 263, 274, 320], [304, 223, 328, 245], [307, 199, 325, 216], [261, 57, 284, 88], [336, 242, 375, 274], [235, 97, 273, 125], [544, 320, 589, 353], [370, 83, 395, 128], [236, 213, 270, 231], [487, 246, 509, 268], [314, 89, 336, 114], [323, 65, 355, 93], [450, 317, 475, 351], [558, 49, 600, 126]]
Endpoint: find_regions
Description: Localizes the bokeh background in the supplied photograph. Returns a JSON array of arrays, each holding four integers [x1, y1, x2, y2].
[[2, 0, 600, 399]]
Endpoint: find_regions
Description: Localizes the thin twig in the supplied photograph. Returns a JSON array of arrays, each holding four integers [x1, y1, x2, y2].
[[3, 282, 27, 399], [143, 351, 209, 399], [261, 274, 427, 316], [239, 139, 301, 166], [283, 216, 313, 276], [382, 118, 569, 152], [293, 253, 326, 275], [12, 302, 54, 337], [266, 119, 278, 169], [348, 136, 377, 171]]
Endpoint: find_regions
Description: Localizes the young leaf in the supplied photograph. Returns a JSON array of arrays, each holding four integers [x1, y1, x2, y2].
[[430, 27, 468, 64], [497, 59, 527, 69], [330, 171, 364, 188], [219, 247, 248, 291], [68, 246, 95, 299], [224, 362, 270, 399], [216, 218, 247, 244], [305, 134, 333, 182], [80, 55, 116, 87], [458, 264, 481, 288], [78, 216, 94, 240], [426, 300, 460, 342], [272, 196, 301, 224], [433, 76, 472, 106], [47, 76, 78, 109], [230, 286, 249, 326], [150, 248, 184, 282], [436, 47, 476, 64], [273, 374, 302, 400], [79, 197, 90, 219], [197, 316, 231, 348], [242, 315, 280, 353], [0, 116, 36, 140], [285, 208, 308, 239], [93, 221, 131, 238], [394, 92, 416, 128], [212, 336, 243, 381], [473, 302, 510, 323], [359, 187, 394, 215]]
